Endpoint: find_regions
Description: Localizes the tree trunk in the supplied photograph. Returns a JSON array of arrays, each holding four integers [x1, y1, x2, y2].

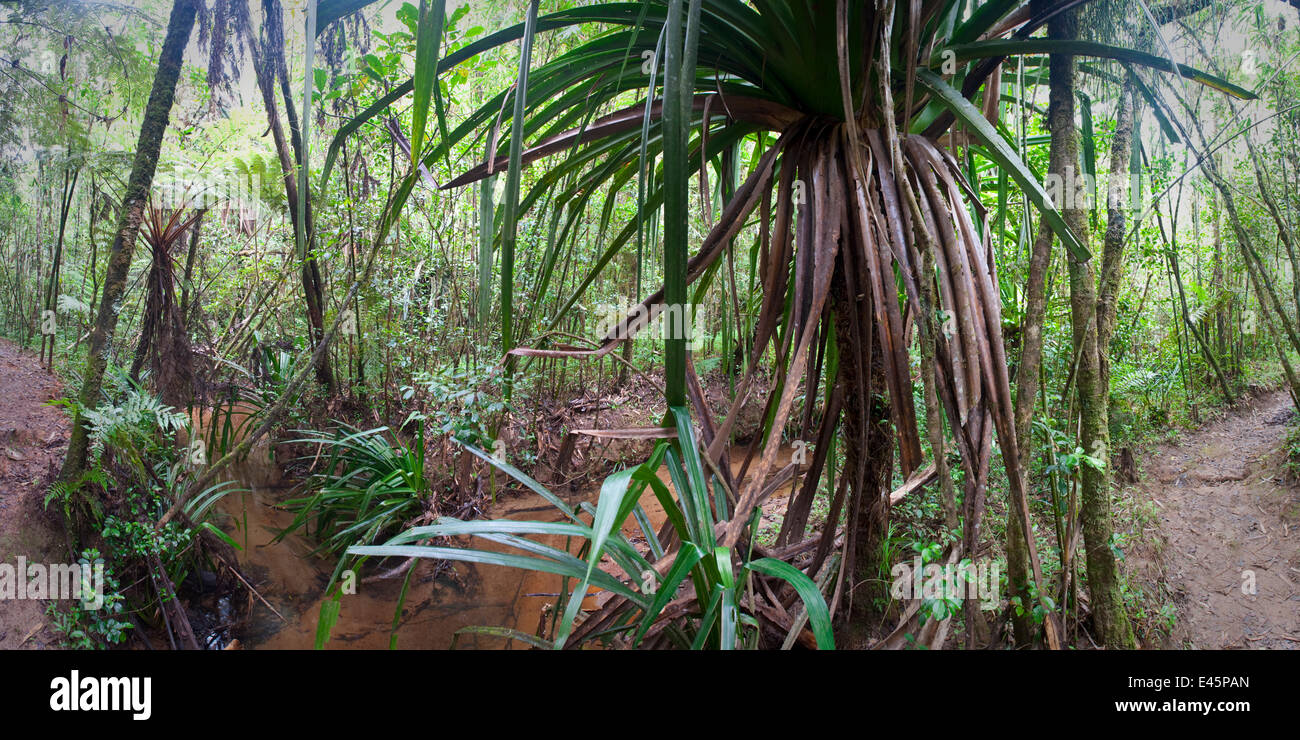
[[1096, 84, 1135, 381], [1045, 5, 1135, 648], [830, 251, 893, 622], [60, 0, 199, 485], [1212, 197, 1227, 360], [1007, 215, 1052, 647], [179, 209, 205, 324], [1159, 216, 1234, 404], [42, 165, 79, 368], [257, 0, 335, 393]]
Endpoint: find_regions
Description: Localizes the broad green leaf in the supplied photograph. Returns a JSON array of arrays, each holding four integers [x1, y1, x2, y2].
[[500, 0, 540, 397], [555, 466, 638, 648], [745, 557, 835, 650], [452, 625, 555, 650], [631, 542, 704, 646]]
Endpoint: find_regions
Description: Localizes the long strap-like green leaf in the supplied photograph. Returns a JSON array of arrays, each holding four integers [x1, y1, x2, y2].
[[499, 0, 540, 400], [945, 39, 1257, 101], [661, 0, 694, 406], [409, 0, 448, 167], [916, 67, 1091, 262]]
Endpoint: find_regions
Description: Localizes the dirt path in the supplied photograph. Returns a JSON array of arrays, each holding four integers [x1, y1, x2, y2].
[[0, 337, 70, 648], [1133, 390, 1300, 649]]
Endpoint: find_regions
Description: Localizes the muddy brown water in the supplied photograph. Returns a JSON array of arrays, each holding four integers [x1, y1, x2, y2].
[[215, 450, 577, 649], [201, 408, 796, 650]]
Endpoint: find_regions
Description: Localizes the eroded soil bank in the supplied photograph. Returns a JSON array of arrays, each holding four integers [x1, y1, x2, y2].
[[0, 338, 68, 649]]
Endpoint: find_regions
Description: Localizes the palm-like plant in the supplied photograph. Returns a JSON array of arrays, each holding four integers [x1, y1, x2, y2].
[[131, 201, 205, 408], [315, 0, 1249, 648]]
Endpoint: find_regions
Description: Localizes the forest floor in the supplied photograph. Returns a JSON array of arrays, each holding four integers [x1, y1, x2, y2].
[[1127, 389, 1300, 649], [0, 337, 69, 648], [3, 333, 1300, 650]]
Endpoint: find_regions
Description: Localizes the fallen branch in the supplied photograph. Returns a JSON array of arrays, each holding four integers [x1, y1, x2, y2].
[[215, 554, 286, 623], [888, 462, 938, 506]]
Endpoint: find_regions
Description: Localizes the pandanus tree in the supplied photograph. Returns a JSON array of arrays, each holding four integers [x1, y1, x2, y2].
[[128, 202, 205, 409], [316, 0, 1250, 648]]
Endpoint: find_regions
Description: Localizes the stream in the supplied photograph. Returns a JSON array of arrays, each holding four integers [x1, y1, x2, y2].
[[202, 414, 795, 650]]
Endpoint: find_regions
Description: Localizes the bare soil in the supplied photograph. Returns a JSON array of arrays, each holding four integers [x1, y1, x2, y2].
[[0, 337, 70, 648], [10, 331, 1297, 650], [1129, 389, 1300, 649]]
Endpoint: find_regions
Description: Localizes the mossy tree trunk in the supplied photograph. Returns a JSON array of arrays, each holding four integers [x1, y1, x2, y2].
[[59, 0, 199, 485], [1045, 4, 1135, 649], [1007, 216, 1051, 647]]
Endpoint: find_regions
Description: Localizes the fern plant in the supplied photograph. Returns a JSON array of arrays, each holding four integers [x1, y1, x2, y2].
[[47, 374, 239, 540]]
